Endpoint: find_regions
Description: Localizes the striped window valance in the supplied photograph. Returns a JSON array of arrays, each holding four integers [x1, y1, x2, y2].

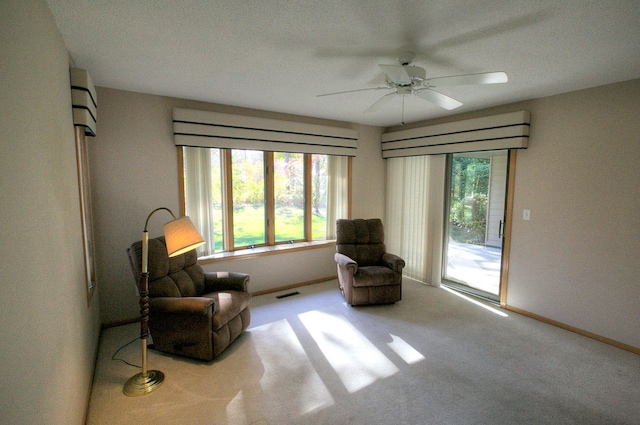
[[173, 108, 358, 156], [70, 68, 97, 137], [381, 110, 530, 158]]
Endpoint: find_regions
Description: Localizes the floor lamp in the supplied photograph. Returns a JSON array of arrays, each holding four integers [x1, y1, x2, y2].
[[123, 207, 205, 397]]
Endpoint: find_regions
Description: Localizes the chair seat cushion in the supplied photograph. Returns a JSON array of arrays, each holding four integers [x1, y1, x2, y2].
[[353, 266, 402, 287], [206, 290, 252, 331]]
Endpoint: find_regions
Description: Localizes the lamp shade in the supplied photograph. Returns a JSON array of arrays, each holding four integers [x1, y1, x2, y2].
[[163, 216, 206, 257]]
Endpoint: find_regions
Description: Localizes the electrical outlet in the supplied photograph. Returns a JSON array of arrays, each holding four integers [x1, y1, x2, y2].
[[523, 209, 531, 220]]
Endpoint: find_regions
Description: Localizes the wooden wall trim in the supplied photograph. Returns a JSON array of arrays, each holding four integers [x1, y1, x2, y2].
[[504, 304, 640, 355]]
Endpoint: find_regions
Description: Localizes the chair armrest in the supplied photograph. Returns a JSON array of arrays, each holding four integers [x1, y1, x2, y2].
[[335, 253, 358, 274], [382, 253, 405, 273], [203, 272, 250, 292], [149, 297, 216, 315]]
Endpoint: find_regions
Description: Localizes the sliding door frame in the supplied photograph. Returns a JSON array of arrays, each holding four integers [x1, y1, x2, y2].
[[441, 149, 517, 304], [499, 150, 517, 307]]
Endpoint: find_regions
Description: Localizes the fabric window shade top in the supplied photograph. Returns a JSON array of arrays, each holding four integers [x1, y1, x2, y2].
[[70, 68, 97, 137], [381, 110, 530, 158], [173, 108, 358, 157]]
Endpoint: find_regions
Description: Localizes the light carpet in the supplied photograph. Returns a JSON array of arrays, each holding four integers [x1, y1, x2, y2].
[[87, 279, 640, 424]]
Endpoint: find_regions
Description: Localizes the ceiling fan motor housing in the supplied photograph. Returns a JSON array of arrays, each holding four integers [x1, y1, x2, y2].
[[396, 52, 416, 66], [385, 65, 427, 88]]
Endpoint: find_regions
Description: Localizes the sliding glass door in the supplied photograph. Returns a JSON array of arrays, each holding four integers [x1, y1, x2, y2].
[[442, 150, 509, 301]]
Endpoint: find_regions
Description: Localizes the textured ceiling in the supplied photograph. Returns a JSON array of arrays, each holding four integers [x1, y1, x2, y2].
[[46, 0, 640, 127]]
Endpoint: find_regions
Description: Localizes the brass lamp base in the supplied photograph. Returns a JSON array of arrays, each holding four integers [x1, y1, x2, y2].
[[123, 370, 165, 397]]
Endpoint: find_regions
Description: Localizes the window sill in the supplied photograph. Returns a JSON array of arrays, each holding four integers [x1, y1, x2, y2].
[[197, 239, 336, 264]]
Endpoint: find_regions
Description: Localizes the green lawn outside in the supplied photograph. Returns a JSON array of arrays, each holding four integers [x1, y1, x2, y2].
[[210, 205, 327, 250]]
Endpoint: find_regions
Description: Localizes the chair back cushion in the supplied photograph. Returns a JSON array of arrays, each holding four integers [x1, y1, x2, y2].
[[336, 218, 386, 266], [128, 236, 205, 298]]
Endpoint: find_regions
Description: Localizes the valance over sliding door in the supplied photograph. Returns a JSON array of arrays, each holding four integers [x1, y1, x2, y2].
[[381, 110, 530, 158]]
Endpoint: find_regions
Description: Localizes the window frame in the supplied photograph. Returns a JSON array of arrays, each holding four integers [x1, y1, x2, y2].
[[75, 126, 97, 306], [179, 147, 351, 261]]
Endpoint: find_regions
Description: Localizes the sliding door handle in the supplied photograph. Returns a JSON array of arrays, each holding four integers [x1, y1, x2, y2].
[[498, 220, 504, 239]]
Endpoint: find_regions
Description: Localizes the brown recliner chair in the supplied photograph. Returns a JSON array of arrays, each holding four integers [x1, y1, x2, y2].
[[335, 218, 405, 306], [127, 236, 251, 361]]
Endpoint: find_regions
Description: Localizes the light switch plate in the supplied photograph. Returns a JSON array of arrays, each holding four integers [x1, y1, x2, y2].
[[523, 209, 531, 220]]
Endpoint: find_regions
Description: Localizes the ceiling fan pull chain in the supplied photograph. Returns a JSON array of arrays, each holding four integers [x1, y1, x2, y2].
[[401, 96, 405, 125]]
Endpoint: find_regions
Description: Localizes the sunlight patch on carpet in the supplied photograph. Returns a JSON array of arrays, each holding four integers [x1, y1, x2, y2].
[[387, 334, 425, 364], [248, 319, 334, 415], [299, 310, 399, 393]]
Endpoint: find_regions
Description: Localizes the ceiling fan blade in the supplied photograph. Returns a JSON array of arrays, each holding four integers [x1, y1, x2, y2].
[[317, 86, 389, 97], [426, 71, 508, 87], [379, 64, 412, 85], [415, 89, 463, 110], [364, 92, 396, 113]]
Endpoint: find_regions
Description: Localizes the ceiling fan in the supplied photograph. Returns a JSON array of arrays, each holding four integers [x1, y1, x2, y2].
[[317, 52, 508, 120]]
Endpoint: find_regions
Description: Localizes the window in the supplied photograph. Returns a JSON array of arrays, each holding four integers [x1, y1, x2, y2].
[[273, 152, 305, 242], [232, 149, 266, 247], [181, 147, 350, 257], [311, 154, 329, 239]]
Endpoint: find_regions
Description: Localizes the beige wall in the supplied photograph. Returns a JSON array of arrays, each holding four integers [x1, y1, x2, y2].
[[352, 124, 386, 219], [91, 88, 385, 324], [400, 79, 640, 350], [508, 80, 640, 349], [0, 2, 101, 424]]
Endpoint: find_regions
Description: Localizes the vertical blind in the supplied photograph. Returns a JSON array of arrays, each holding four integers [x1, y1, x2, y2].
[[325, 156, 350, 239], [385, 155, 445, 284], [183, 148, 217, 257]]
